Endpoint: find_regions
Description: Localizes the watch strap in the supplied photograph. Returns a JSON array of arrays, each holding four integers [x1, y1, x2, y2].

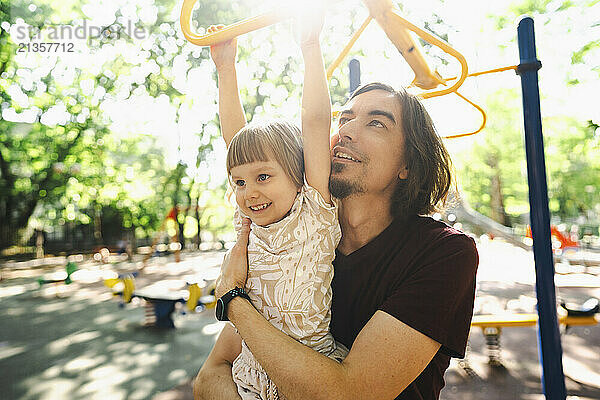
[[217, 287, 250, 321]]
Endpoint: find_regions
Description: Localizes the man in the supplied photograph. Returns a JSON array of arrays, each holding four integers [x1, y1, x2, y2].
[[194, 81, 478, 400]]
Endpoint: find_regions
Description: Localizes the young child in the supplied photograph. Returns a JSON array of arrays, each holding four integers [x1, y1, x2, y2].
[[208, 14, 348, 400]]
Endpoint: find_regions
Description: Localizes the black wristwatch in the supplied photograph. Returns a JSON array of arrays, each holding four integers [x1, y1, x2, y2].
[[215, 287, 251, 321]]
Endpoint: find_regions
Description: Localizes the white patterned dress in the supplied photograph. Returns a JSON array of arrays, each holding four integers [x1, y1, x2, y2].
[[231, 182, 348, 400]]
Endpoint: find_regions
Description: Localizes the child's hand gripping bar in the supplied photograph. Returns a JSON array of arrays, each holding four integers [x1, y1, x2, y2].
[[180, 1, 292, 46], [180, 0, 484, 137], [181, 0, 466, 95]]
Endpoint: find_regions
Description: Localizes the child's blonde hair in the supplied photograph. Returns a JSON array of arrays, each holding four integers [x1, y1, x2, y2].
[[226, 120, 304, 188]]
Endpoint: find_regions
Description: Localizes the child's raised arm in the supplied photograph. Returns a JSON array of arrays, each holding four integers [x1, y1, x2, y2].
[[298, 12, 332, 203], [208, 25, 247, 148]]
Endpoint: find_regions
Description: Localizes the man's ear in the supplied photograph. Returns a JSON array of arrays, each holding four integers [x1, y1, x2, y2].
[[398, 166, 409, 180]]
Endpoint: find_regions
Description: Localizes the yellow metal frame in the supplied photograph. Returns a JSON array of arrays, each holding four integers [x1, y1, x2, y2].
[[471, 312, 598, 331], [180, 6, 291, 46], [104, 274, 136, 303], [179, 0, 495, 138]]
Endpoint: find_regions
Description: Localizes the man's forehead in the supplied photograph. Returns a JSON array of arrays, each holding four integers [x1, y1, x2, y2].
[[342, 90, 401, 116]]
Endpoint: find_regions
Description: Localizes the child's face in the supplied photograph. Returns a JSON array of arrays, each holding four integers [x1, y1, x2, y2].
[[230, 160, 301, 227]]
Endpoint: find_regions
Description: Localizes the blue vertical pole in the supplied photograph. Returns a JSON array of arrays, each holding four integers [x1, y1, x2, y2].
[[349, 58, 361, 93], [517, 17, 566, 400]]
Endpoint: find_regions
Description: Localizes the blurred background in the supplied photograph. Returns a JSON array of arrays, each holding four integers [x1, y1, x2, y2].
[[0, 0, 598, 263]]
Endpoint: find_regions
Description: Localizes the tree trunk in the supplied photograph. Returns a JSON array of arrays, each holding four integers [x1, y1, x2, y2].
[[94, 203, 103, 245], [195, 203, 202, 249], [487, 153, 509, 226], [172, 163, 185, 249], [0, 126, 85, 249], [490, 173, 509, 226]]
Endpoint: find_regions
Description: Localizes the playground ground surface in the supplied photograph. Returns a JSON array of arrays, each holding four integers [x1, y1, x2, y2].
[[1, 239, 599, 400]]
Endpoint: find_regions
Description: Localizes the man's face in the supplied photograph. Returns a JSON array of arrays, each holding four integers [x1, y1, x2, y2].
[[329, 89, 408, 199]]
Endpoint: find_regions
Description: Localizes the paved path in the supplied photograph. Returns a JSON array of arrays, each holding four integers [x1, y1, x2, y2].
[[1, 241, 599, 400], [1, 252, 226, 400]]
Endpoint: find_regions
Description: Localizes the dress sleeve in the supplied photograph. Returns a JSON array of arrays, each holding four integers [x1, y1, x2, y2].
[[302, 182, 336, 211], [301, 183, 341, 253], [379, 234, 478, 358]]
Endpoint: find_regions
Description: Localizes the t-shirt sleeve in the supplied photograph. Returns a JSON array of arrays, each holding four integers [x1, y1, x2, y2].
[[379, 234, 478, 358]]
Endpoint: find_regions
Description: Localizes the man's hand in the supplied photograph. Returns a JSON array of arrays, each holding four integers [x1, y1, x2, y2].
[[208, 25, 237, 70], [215, 217, 251, 298], [193, 324, 243, 400]]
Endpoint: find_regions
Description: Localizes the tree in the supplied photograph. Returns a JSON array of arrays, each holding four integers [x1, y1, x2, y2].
[[545, 118, 600, 219], [454, 88, 529, 224], [1, 0, 266, 250], [453, 0, 599, 226]]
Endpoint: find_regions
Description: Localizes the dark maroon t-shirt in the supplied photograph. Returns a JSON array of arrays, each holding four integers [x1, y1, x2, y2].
[[330, 215, 478, 400]]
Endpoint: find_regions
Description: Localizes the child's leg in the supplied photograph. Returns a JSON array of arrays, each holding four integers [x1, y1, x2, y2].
[[232, 340, 280, 400], [329, 340, 350, 363]]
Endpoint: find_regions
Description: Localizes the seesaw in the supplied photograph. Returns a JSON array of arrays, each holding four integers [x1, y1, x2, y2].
[[468, 298, 599, 367], [37, 261, 78, 288], [104, 271, 217, 328], [180, 0, 497, 138]]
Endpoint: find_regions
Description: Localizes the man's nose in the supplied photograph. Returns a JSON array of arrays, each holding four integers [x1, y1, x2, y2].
[[337, 119, 356, 142]]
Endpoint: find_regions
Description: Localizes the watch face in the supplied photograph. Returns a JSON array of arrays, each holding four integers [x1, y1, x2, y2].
[[215, 298, 226, 321]]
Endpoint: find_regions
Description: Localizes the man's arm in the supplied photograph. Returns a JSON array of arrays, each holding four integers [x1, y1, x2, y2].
[[217, 221, 441, 400], [298, 11, 332, 202], [193, 323, 243, 400], [228, 298, 440, 400], [208, 25, 247, 148]]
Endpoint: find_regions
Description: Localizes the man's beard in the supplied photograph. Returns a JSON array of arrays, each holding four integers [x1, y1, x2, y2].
[[329, 162, 366, 199]]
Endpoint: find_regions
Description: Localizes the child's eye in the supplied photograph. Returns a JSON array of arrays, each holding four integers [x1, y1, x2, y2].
[[235, 179, 245, 187], [257, 174, 270, 182]]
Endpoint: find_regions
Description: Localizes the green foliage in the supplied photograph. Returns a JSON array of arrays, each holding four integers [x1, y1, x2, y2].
[[455, 89, 529, 223], [571, 39, 599, 74], [509, 0, 554, 15], [457, 90, 599, 225], [0, 0, 250, 249], [456, 0, 599, 227], [545, 117, 600, 218]]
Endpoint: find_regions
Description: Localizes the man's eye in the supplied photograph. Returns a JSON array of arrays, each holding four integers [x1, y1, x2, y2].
[[369, 120, 384, 128], [338, 117, 349, 125], [235, 180, 245, 187], [257, 174, 270, 182]]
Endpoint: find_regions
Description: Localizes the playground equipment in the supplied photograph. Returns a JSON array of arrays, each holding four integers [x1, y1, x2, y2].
[[37, 261, 78, 287], [104, 272, 138, 304], [179, 0, 490, 138], [104, 271, 217, 328], [469, 299, 599, 367], [451, 201, 600, 271], [524, 225, 579, 251], [452, 200, 532, 251]]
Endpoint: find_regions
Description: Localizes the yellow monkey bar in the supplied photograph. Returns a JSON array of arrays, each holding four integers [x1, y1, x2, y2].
[[180, 0, 490, 138]]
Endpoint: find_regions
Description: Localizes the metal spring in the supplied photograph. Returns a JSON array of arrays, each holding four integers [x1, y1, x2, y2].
[[144, 301, 156, 326], [483, 327, 503, 367]]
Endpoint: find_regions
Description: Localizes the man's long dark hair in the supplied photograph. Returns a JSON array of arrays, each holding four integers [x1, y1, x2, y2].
[[349, 82, 453, 218]]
